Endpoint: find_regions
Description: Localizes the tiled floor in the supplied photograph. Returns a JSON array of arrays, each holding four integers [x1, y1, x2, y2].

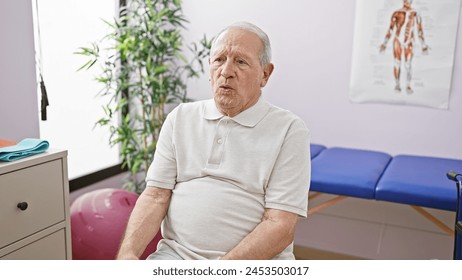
[[295, 193, 455, 259]]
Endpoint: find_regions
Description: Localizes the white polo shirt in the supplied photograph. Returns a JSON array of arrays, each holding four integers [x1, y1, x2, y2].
[[146, 97, 311, 260]]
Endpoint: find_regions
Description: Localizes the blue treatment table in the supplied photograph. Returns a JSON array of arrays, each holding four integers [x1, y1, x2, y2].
[[310, 147, 391, 199], [376, 155, 462, 211], [310, 144, 326, 159], [307, 144, 462, 259]]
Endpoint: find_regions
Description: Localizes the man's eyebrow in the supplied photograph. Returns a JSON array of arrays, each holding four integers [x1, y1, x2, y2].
[[234, 51, 252, 59]]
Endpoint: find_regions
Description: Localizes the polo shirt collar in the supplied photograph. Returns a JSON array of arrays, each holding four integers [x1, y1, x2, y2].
[[203, 99, 223, 121], [203, 97, 270, 127]]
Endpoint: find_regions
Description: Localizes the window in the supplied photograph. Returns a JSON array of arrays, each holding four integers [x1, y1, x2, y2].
[[34, 0, 120, 179]]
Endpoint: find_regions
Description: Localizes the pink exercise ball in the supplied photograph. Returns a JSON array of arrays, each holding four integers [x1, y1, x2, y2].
[[70, 188, 162, 260]]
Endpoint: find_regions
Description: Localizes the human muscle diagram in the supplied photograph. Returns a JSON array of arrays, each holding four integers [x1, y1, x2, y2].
[[379, 0, 430, 94], [349, 0, 460, 109]]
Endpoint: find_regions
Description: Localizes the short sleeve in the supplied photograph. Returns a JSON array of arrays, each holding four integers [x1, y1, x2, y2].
[[264, 119, 311, 217], [145, 107, 178, 189]]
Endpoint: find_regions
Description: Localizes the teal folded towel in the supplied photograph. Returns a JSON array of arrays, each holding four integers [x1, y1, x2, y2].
[[0, 138, 49, 162]]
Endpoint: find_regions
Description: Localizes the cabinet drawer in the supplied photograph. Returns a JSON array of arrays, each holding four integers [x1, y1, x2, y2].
[[0, 229, 67, 260], [0, 159, 65, 249]]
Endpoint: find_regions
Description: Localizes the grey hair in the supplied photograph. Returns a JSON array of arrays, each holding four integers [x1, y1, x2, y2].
[[210, 22, 272, 66]]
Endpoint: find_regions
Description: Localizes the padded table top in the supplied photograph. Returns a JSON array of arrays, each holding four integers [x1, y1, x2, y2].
[[376, 155, 462, 211], [310, 147, 391, 199], [310, 144, 326, 159]]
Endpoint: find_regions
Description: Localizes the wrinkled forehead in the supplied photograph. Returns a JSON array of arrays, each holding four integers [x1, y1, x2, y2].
[[403, 0, 412, 4], [211, 28, 263, 57]]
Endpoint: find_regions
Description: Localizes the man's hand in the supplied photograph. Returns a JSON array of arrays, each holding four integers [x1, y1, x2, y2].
[[117, 253, 139, 260]]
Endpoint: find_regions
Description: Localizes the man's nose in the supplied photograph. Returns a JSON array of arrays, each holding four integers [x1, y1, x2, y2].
[[220, 60, 235, 79]]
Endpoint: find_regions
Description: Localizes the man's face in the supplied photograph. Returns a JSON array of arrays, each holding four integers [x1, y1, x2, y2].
[[209, 28, 273, 117], [403, 0, 412, 7]]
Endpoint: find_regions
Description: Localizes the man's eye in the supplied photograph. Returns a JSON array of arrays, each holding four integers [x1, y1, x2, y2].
[[214, 57, 224, 63]]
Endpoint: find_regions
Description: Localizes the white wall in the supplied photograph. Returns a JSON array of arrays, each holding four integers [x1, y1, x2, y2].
[[0, 0, 39, 141], [182, 0, 462, 159]]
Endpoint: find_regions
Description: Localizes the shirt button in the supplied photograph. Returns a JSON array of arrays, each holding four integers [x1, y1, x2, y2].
[[217, 138, 223, 144]]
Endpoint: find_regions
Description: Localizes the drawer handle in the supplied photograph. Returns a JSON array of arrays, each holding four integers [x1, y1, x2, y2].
[[17, 202, 28, 211]]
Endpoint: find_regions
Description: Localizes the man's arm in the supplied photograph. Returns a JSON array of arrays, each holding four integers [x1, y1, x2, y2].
[[116, 187, 172, 260], [221, 208, 298, 260]]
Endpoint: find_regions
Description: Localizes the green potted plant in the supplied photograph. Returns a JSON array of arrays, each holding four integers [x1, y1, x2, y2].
[[76, 0, 211, 194]]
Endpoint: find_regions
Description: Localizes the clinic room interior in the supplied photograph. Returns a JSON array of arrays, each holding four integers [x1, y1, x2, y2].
[[1, 0, 462, 261]]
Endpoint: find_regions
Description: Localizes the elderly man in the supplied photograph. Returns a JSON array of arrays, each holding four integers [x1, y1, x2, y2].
[[116, 22, 310, 260]]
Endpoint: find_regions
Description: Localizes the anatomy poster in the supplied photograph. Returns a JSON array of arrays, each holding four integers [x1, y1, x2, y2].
[[349, 0, 461, 109]]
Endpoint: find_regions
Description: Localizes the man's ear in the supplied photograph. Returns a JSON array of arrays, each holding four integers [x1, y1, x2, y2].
[[260, 63, 274, 87]]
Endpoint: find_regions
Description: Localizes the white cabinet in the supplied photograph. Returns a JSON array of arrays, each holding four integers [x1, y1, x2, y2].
[[0, 150, 71, 259]]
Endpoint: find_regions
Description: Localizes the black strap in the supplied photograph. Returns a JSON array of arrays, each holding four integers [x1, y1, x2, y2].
[[40, 75, 49, 121]]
